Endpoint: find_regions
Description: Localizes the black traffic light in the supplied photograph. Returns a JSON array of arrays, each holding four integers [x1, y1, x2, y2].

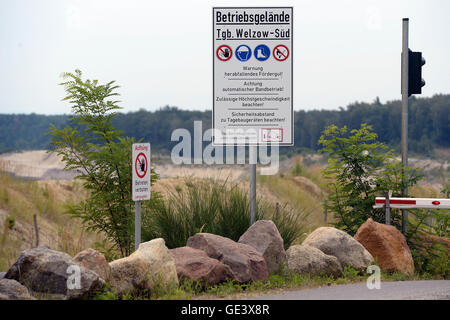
[[408, 50, 425, 96]]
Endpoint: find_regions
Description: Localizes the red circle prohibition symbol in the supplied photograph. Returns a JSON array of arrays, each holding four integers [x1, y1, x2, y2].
[[273, 45, 289, 61], [135, 152, 148, 179], [216, 45, 233, 61]]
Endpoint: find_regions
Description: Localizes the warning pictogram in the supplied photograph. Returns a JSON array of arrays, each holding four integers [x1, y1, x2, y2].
[[254, 44, 270, 61], [273, 45, 289, 61], [216, 45, 232, 61], [135, 152, 148, 178], [236, 45, 252, 62]]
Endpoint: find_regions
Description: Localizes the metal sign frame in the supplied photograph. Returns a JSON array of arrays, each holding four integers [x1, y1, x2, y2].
[[212, 6, 294, 146]]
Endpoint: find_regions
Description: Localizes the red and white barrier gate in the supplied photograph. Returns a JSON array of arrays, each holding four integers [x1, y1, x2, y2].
[[373, 197, 450, 210]]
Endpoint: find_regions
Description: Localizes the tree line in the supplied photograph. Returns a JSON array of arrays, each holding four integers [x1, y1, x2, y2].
[[0, 94, 448, 156]]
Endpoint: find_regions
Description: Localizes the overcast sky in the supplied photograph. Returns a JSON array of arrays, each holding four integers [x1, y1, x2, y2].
[[1, 0, 449, 114]]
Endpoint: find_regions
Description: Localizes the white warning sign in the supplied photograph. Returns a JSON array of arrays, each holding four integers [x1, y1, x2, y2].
[[213, 7, 293, 146], [132, 143, 151, 201]]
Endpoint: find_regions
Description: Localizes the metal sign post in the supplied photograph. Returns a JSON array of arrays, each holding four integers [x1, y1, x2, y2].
[[135, 200, 141, 250], [401, 18, 409, 234], [249, 145, 257, 226], [132, 143, 151, 251], [384, 191, 391, 225]]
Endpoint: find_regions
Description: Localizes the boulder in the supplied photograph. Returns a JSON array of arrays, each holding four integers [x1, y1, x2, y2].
[[170, 246, 234, 285], [74, 248, 111, 281], [238, 220, 286, 274], [109, 238, 178, 295], [5, 246, 104, 299], [286, 245, 343, 277], [109, 254, 152, 295], [0, 272, 5, 280], [0, 278, 35, 300], [302, 227, 374, 271], [133, 238, 179, 286], [354, 218, 414, 275], [187, 233, 268, 283]]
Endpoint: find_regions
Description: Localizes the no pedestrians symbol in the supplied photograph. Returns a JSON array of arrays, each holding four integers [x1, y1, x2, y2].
[[135, 152, 148, 178], [273, 45, 289, 62], [216, 45, 232, 61]]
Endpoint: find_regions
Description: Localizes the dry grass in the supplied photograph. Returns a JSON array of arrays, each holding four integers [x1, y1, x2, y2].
[[257, 156, 331, 239], [0, 171, 106, 271]]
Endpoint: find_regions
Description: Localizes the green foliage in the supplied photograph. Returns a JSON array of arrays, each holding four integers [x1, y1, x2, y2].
[[319, 124, 449, 277], [409, 239, 449, 278], [319, 124, 422, 235], [342, 266, 361, 279], [47, 70, 159, 257], [142, 178, 307, 249], [142, 178, 260, 248], [92, 267, 439, 300], [1, 95, 449, 155]]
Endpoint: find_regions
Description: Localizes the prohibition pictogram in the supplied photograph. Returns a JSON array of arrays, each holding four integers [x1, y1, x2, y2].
[[216, 45, 232, 61], [135, 152, 148, 178], [273, 45, 289, 61]]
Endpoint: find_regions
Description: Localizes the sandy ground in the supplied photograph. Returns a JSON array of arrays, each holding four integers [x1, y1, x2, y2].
[[0, 150, 77, 180], [0, 150, 298, 182], [0, 150, 447, 192]]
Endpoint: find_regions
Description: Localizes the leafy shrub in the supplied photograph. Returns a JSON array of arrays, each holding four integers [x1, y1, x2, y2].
[[48, 70, 160, 257], [408, 231, 449, 279], [319, 124, 422, 235]]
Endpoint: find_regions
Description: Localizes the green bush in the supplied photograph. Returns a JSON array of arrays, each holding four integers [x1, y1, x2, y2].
[[48, 70, 160, 257], [408, 231, 449, 279], [142, 178, 308, 249], [319, 124, 422, 235]]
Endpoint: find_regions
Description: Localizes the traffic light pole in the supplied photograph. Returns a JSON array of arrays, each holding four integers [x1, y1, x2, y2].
[[401, 18, 409, 235]]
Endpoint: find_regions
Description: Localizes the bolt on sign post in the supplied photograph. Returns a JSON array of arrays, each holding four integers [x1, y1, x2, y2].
[[213, 7, 293, 226], [132, 143, 151, 251]]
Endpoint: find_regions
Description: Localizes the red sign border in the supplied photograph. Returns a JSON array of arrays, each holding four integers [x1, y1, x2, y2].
[[216, 45, 233, 61], [273, 44, 289, 62], [135, 152, 148, 179], [261, 128, 284, 143]]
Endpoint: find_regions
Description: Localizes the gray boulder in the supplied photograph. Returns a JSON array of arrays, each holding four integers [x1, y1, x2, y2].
[[238, 220, 286, 274], [302, 227, 374, 271], [0, 278, 35, 300], [286, 245, 343, 277], [187, 233, 268, 283], [5, 246, 105, 299], [0, 272, 5, 280]]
